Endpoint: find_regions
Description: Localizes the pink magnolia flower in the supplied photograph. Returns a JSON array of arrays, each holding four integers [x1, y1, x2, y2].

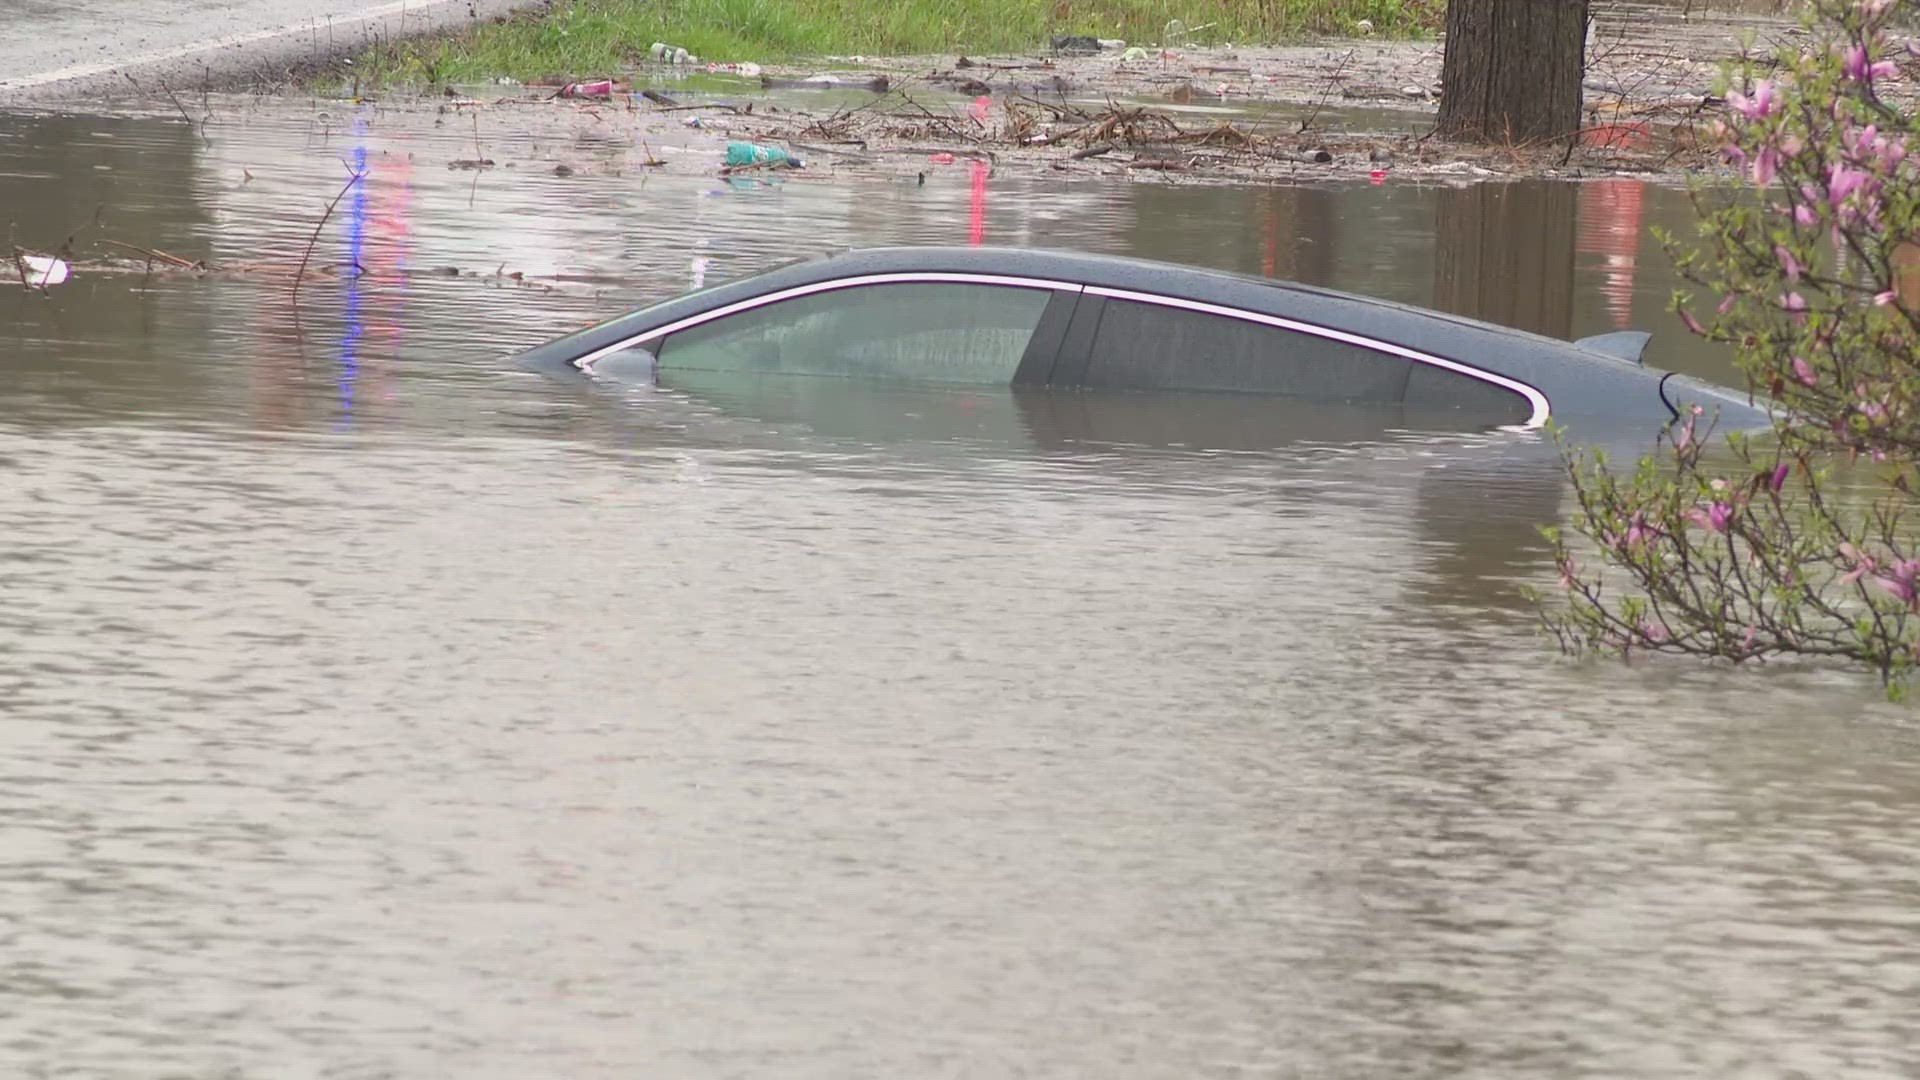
[[1844, 45, 1872, 81], [1873, 560, 1920, 607], [1624, 511, 1660, 548], [1874, 575, 1914, 603], [1770, 462, 1792, 492], [1686, 501, 1736, 534], [1674, 408, 1702, 451], [1829, 164, 1867, 205], [1679, 307, 1707, 335], [1781, 292, 1809, 313], [1793, 356, 1819, 387], [1727, 80, 1777, 120], [1795, 203, 1820, 227], [1776, 245, 1803, 282], [1875, 290, 1899, 306], [1751, 146, 1779, 186], [1839, 543, 1878, 586]]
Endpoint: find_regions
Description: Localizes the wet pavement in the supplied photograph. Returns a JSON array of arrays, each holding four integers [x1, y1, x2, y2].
[[0, 0, 537, 101], [4, 99, 1920, 1079]]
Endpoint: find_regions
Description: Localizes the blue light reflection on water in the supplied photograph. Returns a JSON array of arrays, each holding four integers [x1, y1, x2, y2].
[[337, 115, 370, 426]]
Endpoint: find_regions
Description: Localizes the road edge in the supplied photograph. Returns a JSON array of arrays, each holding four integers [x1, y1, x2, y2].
[[0, 0, 548, 105]]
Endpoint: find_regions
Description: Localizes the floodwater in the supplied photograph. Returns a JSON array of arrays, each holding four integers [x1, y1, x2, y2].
[[3, 101, 1918, 1080]]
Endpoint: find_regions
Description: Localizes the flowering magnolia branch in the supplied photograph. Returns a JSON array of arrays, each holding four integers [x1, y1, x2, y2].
[[1537, 0, 1920, 689]]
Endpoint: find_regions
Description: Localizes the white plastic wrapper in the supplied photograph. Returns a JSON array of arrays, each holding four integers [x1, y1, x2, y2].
[[18, 254, 70, 288]]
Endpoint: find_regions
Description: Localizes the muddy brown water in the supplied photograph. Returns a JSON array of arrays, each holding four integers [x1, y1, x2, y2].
[[3, 101, 1919, 1079]]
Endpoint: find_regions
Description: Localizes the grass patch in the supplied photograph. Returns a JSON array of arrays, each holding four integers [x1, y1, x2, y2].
[[356, 0, 1441, 86]]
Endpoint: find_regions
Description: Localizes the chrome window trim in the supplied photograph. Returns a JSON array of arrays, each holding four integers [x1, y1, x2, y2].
[[1083, 285, 1552, 429], [572, 273, 1085, 372], [570, 272, 1552, 430]]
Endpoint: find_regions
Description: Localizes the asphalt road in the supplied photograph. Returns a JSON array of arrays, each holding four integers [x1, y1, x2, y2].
[[0, 0, 541, 101]]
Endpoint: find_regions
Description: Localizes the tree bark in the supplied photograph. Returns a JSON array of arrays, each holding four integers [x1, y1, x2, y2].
[[1435, 0, 1591, 145]]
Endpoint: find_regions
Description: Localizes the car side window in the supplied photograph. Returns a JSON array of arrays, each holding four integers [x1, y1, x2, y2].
[[1402, 362, 1532, 423], [1082, 297, 1532, 422], [656, 282, 1055, 385], [1082, 299, 1413, 403]]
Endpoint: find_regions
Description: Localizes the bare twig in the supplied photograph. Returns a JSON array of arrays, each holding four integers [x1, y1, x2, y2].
[[292, 162, 365, 304], [8, 222, 39, 294], [124, 72, 207, 139], [1299, 50, 1356, 135], [58, 204, 105, 263], [894, 146, 995, 162], [99, 239, 201, 268]]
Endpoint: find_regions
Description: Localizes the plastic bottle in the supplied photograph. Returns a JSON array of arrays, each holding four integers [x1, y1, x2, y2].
[[724, 142, 803, 168]]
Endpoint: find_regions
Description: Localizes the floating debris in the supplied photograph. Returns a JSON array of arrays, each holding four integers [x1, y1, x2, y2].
[[723, 141, 803, 171], [650, 42, 697, 65], [15, 253, 70, 288], [558, 79, 615, 99]]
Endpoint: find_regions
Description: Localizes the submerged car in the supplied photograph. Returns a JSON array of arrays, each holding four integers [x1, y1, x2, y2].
[[515, 246, 1771, 432]]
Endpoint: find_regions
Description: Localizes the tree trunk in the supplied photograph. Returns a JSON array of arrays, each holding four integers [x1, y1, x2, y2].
[[1435, 0, 1591, 145]]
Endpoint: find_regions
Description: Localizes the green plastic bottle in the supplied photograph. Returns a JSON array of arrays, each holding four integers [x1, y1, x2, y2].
[[724, 142, 803, 168]]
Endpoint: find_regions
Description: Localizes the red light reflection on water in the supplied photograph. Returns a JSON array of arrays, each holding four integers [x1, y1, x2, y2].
[[968, 97, 992, 246], [968, 158, 989, 246], [1576, 178, 1645, 328]]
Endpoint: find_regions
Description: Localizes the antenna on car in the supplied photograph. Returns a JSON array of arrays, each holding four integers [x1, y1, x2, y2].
[[1657, 372, 1680, 422]]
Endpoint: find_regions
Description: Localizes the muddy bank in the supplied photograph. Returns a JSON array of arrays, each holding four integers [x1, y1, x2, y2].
[[285, 2, 1912, 187], [10, 1, 1914, 187]]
